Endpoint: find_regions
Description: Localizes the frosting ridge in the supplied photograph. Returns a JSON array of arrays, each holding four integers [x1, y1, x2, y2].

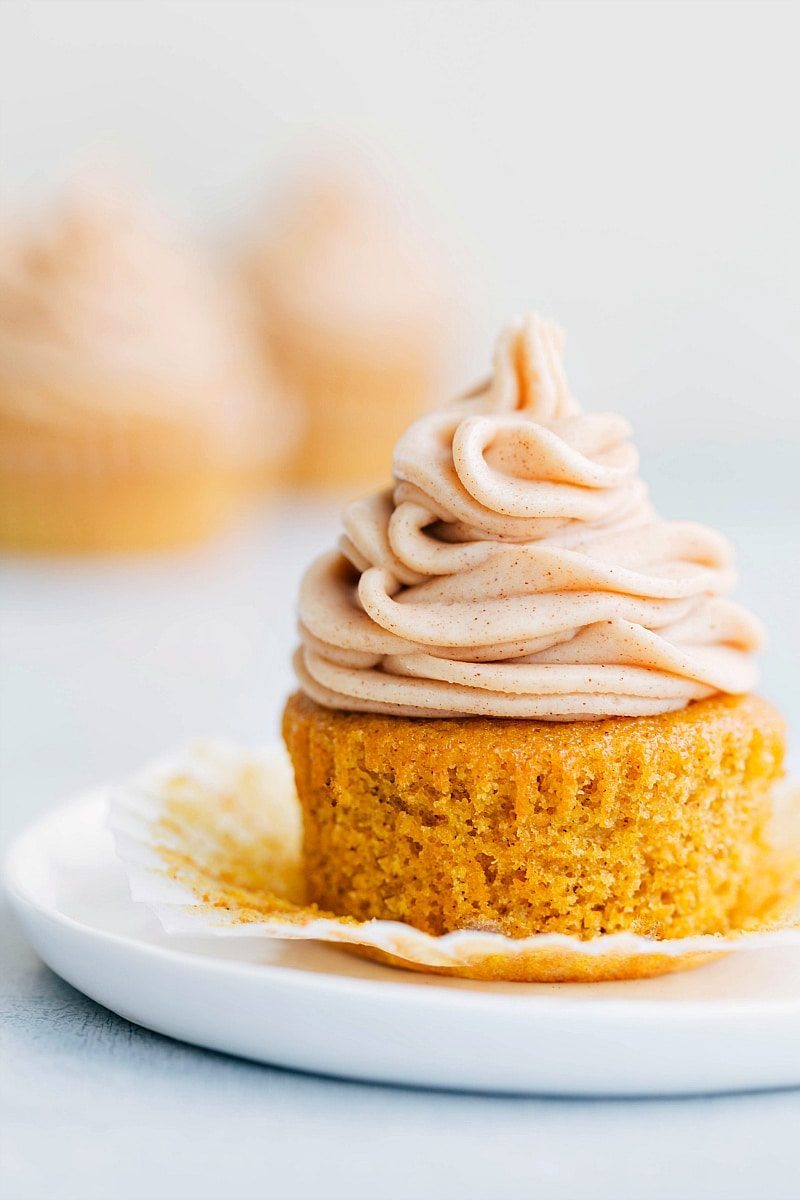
[[296, 313, 762, 720]]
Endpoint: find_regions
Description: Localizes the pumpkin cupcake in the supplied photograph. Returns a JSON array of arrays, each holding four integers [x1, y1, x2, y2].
[[243, 173, 450, 491], [0, 190, 287, 553], [283, 313, 783, 976]]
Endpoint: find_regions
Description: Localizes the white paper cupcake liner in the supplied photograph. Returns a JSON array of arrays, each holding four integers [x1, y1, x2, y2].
[[108, 741, 800, 980]]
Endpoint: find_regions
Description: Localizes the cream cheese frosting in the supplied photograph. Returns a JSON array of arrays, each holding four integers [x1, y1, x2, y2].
[[246, 173, 447, 346], [295, 313, 762, 720], [0, 190, 284, 462]]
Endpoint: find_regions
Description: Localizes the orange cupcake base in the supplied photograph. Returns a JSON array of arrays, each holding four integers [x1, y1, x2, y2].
[[283, 692, 786, 944], [353, 943, 726, 983], [267, 319, 435, 490], [0, 411, 254, 554], [0, 465, 248, 553]]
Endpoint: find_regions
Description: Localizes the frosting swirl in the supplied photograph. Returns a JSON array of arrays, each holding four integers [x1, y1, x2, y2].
[[296, 313, 762, 720], [0, 190, 286, 463], [245, 173, 447, 346]]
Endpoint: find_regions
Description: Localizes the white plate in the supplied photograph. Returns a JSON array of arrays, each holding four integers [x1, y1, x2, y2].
[[5, 791, 800, 1097]]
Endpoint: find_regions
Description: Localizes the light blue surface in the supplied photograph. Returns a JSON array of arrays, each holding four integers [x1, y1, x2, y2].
[[3, 904, 800, 1200]]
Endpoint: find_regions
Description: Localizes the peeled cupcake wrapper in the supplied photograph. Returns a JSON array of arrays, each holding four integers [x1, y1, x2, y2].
[[108, 741, 800, 979]]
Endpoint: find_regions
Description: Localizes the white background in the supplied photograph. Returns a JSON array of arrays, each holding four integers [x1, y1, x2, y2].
[[1, 0, 799, 451], [1, 4, 799, 1199]]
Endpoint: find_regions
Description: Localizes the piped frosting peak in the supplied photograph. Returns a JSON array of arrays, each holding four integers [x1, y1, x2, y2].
[[296, 313, 761, 720]]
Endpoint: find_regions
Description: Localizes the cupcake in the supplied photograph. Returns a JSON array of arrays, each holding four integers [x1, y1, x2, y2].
[[283, 313, 783, 966], [243, 173, 450, 491], [0, 190, 287, 553]]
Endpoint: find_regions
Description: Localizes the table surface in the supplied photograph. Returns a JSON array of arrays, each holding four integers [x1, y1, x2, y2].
[[2, 479, 799, 1200]]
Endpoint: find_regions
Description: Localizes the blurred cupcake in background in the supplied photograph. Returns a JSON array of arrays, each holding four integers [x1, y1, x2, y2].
[[243, 170, 453, 491], [0, 187, 291, 554]]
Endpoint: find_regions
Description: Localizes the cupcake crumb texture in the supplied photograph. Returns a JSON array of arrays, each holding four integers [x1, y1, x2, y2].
[[283, 691, 786, 940]]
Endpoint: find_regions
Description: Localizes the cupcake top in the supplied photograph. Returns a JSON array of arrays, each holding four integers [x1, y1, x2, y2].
[[244, 173, 446, 348], [295, 313, 762, 720], [0, 190, 282, 458]]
